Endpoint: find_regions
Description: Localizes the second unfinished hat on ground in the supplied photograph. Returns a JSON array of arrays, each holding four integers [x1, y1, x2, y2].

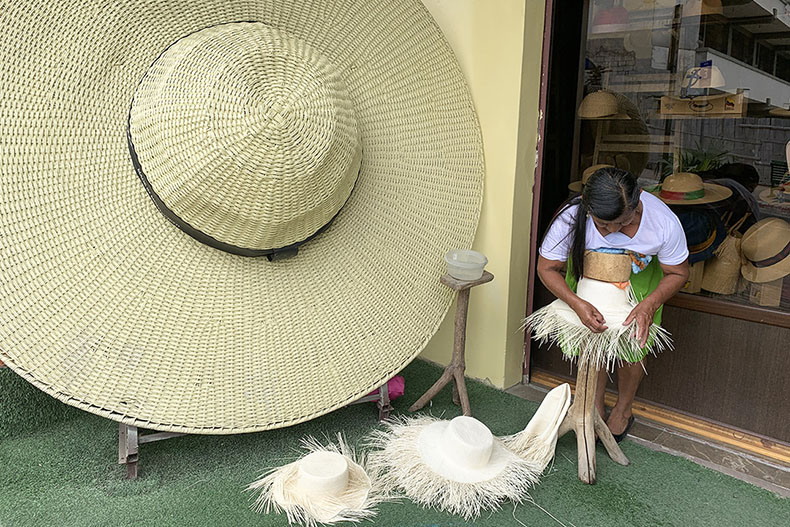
[[367, 415, 540, 520], [247, 435, 385, 526]]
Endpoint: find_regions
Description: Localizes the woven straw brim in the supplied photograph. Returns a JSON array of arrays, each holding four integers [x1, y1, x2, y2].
[[651, 182, 732, 205], [741, 257, 790, 283], [0, 1, 483, 433]]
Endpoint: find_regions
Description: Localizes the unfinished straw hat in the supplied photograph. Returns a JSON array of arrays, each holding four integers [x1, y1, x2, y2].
[[0, 1, 484, 433], [502, 383, 571, 472], [650, 172, 732, 205], [740, 218, 790, 283], [524, 252, 672, 369], [367, 415, 540, 520], [568, 164, 614, 193], [248, 436, 383, 526]]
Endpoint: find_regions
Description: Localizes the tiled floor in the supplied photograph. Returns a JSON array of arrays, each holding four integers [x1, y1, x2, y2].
[[507, 381, 790, 498]]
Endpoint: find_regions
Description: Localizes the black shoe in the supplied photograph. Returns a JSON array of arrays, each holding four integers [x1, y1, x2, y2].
[[612, 415, 635, 443]]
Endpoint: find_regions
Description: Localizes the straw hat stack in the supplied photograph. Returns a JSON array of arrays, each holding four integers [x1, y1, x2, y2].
[[578, 91, 630, 120], [0, 0, 484, 433]]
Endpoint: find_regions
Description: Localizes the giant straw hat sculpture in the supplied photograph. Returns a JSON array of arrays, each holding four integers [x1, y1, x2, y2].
[[502, 383, 571, 472], [247, 435, 385, 526], [0, 1, 484, 433], [524, 251, 672, 370], [367, 415, 541, 520]]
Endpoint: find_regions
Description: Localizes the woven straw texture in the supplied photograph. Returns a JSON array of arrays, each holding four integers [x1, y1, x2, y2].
[[0, 1, 484, 433]]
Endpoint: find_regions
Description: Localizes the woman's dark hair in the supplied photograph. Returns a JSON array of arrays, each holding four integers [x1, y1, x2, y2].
[[548, 167, 641, 282]]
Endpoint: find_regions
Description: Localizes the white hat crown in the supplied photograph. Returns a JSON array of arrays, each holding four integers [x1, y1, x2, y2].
[[443, 415, 494, 470], [295, 450, 350, 498]]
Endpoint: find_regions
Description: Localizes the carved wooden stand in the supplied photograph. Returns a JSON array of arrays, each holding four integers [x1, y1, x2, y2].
[[557, 359, 629, 484], [409, 271, 494, 416]]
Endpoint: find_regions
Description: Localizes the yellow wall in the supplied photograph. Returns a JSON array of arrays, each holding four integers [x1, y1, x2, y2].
[[418, 0, 546, 388]]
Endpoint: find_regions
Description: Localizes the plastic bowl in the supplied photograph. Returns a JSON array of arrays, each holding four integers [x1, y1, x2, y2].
[[444, 249, 488, 281]]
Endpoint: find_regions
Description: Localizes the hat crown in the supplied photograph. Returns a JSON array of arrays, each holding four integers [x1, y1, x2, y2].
[[128, 22, 361, 253], [295, 451, 350, 498], [443, 416, 494, 469], [742, 218, 790, 261], [578, 91, 619, 118], [663, 172, 703, 192]]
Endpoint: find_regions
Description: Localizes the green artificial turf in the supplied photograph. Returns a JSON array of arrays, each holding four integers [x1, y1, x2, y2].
[[1, 360, 787, 527]]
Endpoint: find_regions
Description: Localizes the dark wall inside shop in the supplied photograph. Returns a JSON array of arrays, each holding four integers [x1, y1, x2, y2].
[[536, 0, 585, 240]]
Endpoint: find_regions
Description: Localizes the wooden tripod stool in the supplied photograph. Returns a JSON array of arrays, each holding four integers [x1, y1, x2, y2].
[[557, 358, 629, 484], [409, 271, 493, 416]]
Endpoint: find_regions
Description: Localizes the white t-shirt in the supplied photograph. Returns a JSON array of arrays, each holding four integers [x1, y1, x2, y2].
[[539, 191, 689, 265]]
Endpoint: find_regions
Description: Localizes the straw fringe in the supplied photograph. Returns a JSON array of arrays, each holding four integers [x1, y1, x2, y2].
[[366, 415, 541, 520], [501, 433, 557, 474], [522, 291, 673, 371], [247, 434, 387, 526]]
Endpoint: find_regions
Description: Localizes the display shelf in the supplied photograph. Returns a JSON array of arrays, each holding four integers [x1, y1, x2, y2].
[[666, 292, 790, 329]]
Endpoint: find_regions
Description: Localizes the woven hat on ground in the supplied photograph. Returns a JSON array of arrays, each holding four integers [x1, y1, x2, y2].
[[650, 172, 732, 205], [524, 253, 672, 370], [502, 383, 571, 472], [247, 435, 384, 526], [740, 218, 790, 283], [0, 1, 483, 433], [367, 415, 540, 520]]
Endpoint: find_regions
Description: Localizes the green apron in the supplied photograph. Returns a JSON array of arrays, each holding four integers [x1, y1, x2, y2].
[[563, 256, 664, 362]]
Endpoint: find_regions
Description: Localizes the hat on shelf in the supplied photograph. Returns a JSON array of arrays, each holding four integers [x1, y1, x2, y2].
[[569, 164, 615, 193], [578, 91, 631, 120], [0, 1, 484, 433], [650, 172, 732, 205], [523, 251, 672, 370], [682, 65, 726, 90], [367, 415, 540, 520], [248, 435, 383, 526], [675, 209, 727, 265], [740, 218, 790, 284], [683, 0, 724, 17], [502, 383, 571, 472]]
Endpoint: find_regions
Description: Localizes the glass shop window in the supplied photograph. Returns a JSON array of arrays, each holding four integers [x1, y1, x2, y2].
[[573, 0, 790, 313]]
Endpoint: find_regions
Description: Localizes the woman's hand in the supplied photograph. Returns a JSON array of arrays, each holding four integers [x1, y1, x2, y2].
[[570, 298, 608, 332], [624, 299, 658, 347]]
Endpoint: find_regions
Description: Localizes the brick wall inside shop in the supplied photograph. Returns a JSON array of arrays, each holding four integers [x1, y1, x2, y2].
[[638, 108, 789, 185]]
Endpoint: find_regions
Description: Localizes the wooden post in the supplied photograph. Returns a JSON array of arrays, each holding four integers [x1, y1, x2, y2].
[[557, 359, 629, 484], [409, 271, 494, 416]]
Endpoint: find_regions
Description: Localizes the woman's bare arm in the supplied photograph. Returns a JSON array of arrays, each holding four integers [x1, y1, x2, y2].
[[624, 260, 689, 346]]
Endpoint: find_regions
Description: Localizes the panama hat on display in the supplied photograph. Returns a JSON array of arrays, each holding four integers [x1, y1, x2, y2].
[[524, 251, 672, 369], [0, 1, 484, 433], [568, 164, 614, 193], [578, 91, 631, 120], [740, 218, 790, 283], [248, 435, 384, 526], [701, 214, 749, 295], [650, 172, 732, 205], [502, 383, 571, 472], [367, 415, 540, 520]]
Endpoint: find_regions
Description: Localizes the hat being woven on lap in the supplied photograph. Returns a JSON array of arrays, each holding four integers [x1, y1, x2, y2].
[[0, 1, 484, 433]]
